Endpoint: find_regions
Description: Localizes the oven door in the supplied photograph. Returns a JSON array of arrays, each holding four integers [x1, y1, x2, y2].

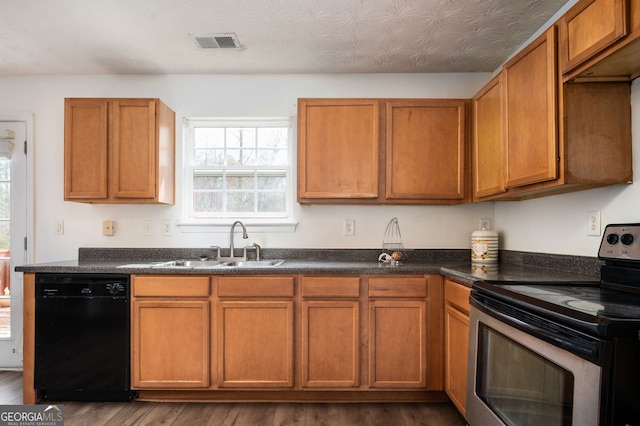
[[467, 304, 602, 426]]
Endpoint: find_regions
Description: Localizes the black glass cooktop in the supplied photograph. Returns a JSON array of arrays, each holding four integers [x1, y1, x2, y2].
[[472, 280, 640, 338], [495, 284, 640, 318]]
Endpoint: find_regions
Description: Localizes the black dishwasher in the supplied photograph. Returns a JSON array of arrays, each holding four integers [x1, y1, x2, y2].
[[35, 273, 136, 401]]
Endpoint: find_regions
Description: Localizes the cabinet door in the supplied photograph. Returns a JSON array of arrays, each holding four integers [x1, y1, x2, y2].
[[444, 280, 472, 417], [297, 99, 380, 200], [301, 300, 360, 388], [369, 300, 427, 388], [503, 27, 558, 189], [132, 300, 210, 388], [111, 99, 157, 199], [385, 100, 467, 201], [64, 99, 109, 200], [559, 0, 628, 74], [217, 301, 294, 387], [472, 74, 505, 200]]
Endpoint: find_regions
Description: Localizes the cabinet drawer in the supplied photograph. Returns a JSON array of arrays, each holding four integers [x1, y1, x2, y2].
[[133, 275, 210, 297], [368, 276, 428, 298], [301, 276, 360, 298], [218, 276, 295, 297], [444, 279, 471, 314]]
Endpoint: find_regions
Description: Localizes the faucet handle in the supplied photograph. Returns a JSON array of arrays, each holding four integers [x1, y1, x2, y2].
[[243, 243, 261, 261], [210, 246, 221, 259]]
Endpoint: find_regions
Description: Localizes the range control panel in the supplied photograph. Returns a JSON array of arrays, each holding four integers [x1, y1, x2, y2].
[[599, 224, 640, 261]]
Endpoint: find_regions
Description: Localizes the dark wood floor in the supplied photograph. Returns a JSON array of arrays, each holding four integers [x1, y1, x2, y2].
[[0, 371, 467, 425]]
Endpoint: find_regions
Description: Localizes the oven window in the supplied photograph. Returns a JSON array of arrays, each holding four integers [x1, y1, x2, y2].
[[477, 324, 574, 426]]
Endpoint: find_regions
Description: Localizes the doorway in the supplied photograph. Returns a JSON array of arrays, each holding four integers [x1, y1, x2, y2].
[[0, 118, 32, 368]]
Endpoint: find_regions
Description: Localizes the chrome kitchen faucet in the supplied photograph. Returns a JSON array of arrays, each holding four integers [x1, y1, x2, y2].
[[228, 220, 248, 260]]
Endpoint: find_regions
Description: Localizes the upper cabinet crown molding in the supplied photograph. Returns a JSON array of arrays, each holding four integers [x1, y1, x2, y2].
[[297, 98, 469, 205], [64, 98, 175, 204]]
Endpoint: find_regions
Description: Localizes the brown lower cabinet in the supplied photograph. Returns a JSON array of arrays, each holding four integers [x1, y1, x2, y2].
[[368, 277, 429, 388], [300, 276, 361, 388], [444, 278, 472, 417], [23, 272, 448, 403], [216, 276, 295, 388], [131, 276, 211, 389]]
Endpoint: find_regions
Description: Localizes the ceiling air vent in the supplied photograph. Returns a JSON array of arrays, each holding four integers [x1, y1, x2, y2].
[[191, 33, 243, 50]]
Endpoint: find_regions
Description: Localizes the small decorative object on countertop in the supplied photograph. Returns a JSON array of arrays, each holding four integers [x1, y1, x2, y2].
[[379, 217, 408, 265], [471, 227, 499, 264]]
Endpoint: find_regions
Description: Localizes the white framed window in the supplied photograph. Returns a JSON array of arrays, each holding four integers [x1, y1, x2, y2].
[[183, 118, 293, 225]]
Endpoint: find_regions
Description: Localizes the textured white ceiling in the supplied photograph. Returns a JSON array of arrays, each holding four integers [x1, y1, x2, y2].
[[0, 0, 570, 75]]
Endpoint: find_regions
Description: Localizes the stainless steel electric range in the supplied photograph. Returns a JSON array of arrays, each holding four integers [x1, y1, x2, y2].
[[467, 223, 640, 426]]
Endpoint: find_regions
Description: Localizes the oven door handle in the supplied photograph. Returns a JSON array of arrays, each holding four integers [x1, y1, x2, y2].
[[470, 295, 605, 365]]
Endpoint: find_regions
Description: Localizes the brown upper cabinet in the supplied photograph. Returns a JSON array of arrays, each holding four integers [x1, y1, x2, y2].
[[297, 98, 468, 205], [503, 27, 559, 190], [64, 98, 175, 204], [559, 0, 629, 75], [472, 74, 504, 200], [297, 99, 380, 201], [560, 0, 640, 81], [472, 26, 632, 202], [385, 100, 467, 202]]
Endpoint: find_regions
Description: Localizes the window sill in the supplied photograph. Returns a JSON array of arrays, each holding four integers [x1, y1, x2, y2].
[[177, 221, 298, 233]]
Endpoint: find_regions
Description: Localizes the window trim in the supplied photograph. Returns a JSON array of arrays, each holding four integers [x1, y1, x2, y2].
[[180, 117, 296, 230]]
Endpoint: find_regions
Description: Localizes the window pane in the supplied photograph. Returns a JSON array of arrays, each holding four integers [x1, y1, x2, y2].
[[226, 149, 258, 166], [193, 175, 223, 190], [226, 173, 254, 190], [227, 128, 256, 148], [194, 148, 226, 166], [0, 182, 9, 219], [194, 192, 222, 213], [0, 221, 8, 250], [258, 192, 286, 212], [257, 128, 288, 166], [257, 175, 286, 190], [227, 192, 255, 212], [0, 161, 10, 180], [257, 128, 287, 149]]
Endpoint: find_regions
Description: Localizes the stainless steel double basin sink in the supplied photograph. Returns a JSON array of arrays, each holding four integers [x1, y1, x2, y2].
[[118, 259, 285, 270]]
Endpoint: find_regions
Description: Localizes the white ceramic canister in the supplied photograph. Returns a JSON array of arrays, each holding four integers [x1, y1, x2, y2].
[[471, 228, 499, 264]]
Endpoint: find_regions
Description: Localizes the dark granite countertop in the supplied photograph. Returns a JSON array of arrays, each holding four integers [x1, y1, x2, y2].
[[15, 248, 601, 287]]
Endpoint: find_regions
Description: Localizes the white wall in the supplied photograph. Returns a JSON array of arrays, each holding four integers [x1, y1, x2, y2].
[[495, 78, 640, 257], [0, 73, 496, 262]]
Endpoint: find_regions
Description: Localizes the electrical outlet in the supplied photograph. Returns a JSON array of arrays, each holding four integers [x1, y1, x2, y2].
[[54, 220, 64, 236], [343, 219, 355, 236], [143, 220, 153, 236], [588, 211, 601, 236], [162, 220, 173, 236], [479, 218, 493, 230], [102, 220, 115, 236]]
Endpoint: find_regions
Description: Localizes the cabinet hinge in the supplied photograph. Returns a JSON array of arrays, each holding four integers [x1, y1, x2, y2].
[[24, 140, 27, 155], [24, 237, 27, 251]]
